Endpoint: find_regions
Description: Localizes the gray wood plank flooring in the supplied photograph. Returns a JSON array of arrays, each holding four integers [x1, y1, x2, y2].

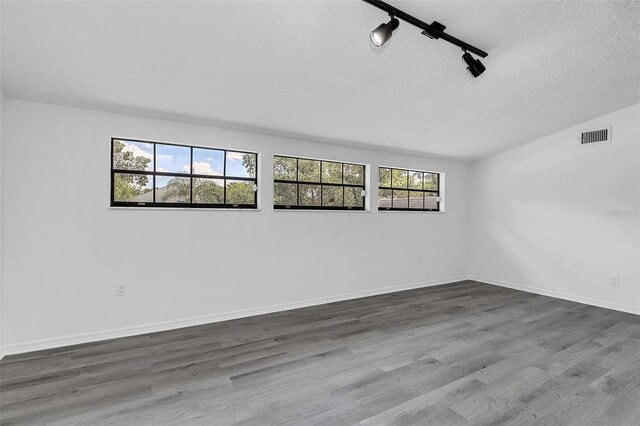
[[1, 280, 639, 425]]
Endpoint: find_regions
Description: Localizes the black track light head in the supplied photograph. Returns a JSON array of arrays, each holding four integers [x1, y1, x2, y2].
[[370, 16, 400, 47], [462, 51, 486, 78]]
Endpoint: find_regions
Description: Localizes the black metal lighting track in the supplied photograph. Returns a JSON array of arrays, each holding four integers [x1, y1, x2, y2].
[[361, 0, 488, 58]]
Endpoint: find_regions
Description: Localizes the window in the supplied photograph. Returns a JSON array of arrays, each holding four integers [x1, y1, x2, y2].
[[273, 156, 365, 210], [378, 167, 441, 211], [111, 138, 258, 208]]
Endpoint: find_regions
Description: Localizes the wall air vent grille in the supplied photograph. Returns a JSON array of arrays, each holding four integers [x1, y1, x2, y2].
[[580, 127, 611, 145]]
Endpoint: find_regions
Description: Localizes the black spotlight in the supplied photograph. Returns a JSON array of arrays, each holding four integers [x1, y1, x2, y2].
[[462, 51, 486, 78], [370, 16, 400, 47]]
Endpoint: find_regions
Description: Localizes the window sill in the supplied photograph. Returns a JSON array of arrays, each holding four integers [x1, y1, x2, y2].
[[273, 208, 370, 213], [377, 210, 445, 214], [109, 206, 261, 212]]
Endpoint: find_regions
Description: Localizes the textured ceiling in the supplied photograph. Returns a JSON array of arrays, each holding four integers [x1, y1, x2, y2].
[[2, 0, 639, 161]]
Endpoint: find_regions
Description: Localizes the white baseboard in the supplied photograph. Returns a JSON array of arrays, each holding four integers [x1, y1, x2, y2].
[[2, 276, 468, 357], [469, 275, 640, 316]]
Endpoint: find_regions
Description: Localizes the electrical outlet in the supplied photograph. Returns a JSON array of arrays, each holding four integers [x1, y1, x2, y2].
[[115, 282, 126, 296], [609, 275, 620, 287]]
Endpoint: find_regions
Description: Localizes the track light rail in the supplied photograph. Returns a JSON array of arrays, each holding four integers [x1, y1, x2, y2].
[[361, 0, 488, 58]]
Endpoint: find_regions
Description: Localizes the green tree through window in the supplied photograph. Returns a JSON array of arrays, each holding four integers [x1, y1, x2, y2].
[[111, 139, 257, 208], [112, 140, 152, 201], [378, 166, 441, 211], [273, 155, 365, 210]]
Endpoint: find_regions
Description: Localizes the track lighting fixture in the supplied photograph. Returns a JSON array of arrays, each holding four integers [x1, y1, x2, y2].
[[362, 0, 489, 77], [370, 16, 400, 47], [462, 51, 486, 78]]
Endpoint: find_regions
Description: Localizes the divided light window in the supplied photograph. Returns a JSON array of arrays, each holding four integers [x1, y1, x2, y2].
[[111, 138, 258, 208], [378, 167, 441, 211], [273, 156, 365, 210]]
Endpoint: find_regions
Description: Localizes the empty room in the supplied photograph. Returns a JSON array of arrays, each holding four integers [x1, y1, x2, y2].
[[0, 0, 639, 425]]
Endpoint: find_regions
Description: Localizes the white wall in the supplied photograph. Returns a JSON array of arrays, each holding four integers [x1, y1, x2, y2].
[[1, 0, 4, 355], [2, 100, 470, 354], [0, 94, 4, 358], [469, 103, 640, 314]]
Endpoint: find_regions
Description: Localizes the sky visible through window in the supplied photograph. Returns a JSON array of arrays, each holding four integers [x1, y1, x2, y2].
[[112, 139, 257, 207], [118, 141, 253, 177]]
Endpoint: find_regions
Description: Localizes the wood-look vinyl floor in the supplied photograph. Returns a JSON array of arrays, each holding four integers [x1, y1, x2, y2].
[[1, 280, 639, 425]]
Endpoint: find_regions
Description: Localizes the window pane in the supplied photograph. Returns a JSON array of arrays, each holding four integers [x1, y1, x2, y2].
[[226, 151, 256, 178], [226, 180, 254, 205], [272, 156, 365, 210], [409, 191, 424, 209], [391, 169, 408, 188], [192, 148, 224, 176], [298, 159, 320, 182], [156, 176, 191, 203], [378, 188, 392, 209], [299, 184, 321, 206], [193, 178, 224, 204], [344, 164, 364, 185], [274, 156, 297, 181], [376, 167, 440, 211], [322, 162, 342, 184], [243, 153, 258, 178], [392, 189, 409, 208], [424, 173, 438, 190], [409, 171, 423, 190], [379, 168, 391, 188], [425, 192, 439, 210], [113, 173, 153, 202], [156, 144, 190, 174], [323, 186, 343, 207], [112, 139, 258, 209], [344, 187, 363, 208], [274, 182, 297, 206], [113, 140, 154, 171]]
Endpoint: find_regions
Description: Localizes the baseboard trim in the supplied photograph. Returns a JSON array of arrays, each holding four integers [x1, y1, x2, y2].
[[2, 276, 468, 357], [469, 275, 640, 315]]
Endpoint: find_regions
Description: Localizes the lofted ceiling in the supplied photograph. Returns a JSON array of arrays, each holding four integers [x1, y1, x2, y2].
[[2, 0, 639, 161]]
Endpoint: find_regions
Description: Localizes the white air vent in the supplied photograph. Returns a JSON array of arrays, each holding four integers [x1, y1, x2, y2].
[[580, 127, 611, 145]]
